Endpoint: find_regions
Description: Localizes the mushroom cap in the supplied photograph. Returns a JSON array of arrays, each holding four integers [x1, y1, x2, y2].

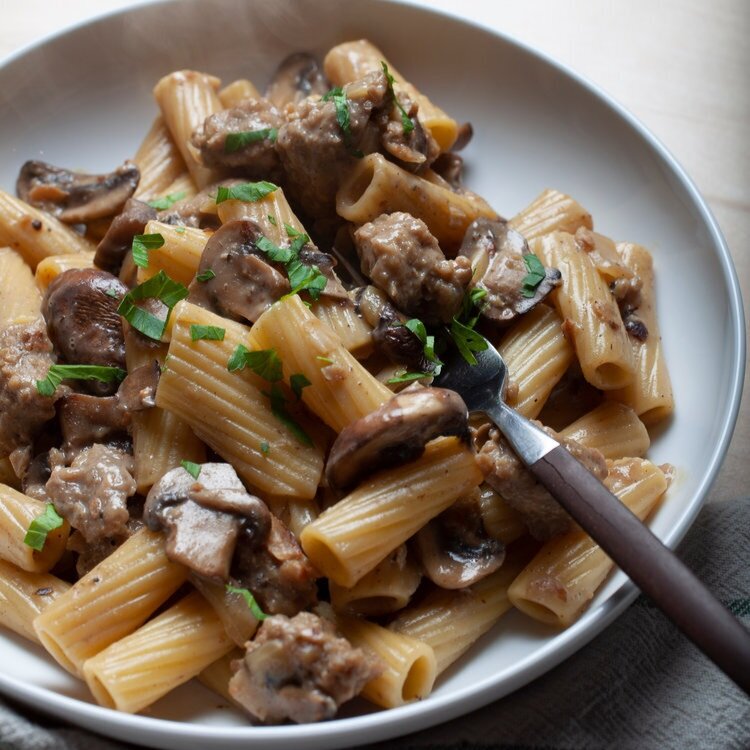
[[265, 52, 329, 109], [17, 160, 140, 224], [188, 219, 290, 323], [325, 384, 469, 492], [94, 198, 157, 274], [144, 462, 271, 581], [43, 268, 128, 395], [459, 218, 561, 324], [414, 493, 505, 589]]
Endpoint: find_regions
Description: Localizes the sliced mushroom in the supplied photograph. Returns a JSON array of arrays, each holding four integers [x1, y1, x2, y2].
[[144, 462, 271, 581], [452, 122, 474, 151], [430, 152, 464, 190], [459, 218, 561, 325], [231, 514, 319, 616], [265, 52, 329, 108], [188, 219, 290, 323], [189, 219, 346, 323], [94, 198, 157, 274], [17, 160, 140, 224], [415, 492, 505, 589], [58, 362, 159, 454], [325, 384, 469, 492], [43, 268, 128, 395]]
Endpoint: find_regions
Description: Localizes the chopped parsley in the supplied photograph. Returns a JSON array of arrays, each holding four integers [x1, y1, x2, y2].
[[227, 346, 311, 445], [36, 364, 127, 397], [215, 181, 278, 204], [387, 370, 431, 384], [381, 61, 415, 134], [322, 86, 363, 157], [449, 317, 488, 365], [227, 345, 283, 382], [224, 128, 278, 153], [105, 288, 119, 299], [24, 504, 64, 551], [226, 584, 267, 620], [147, 191, 187, 210], [175, 226, 186, 234], [315, 355, 333, 365], [117, 270, 189, 341], [259, 441, 270, 456], [180, 460, 202, 479], [403, 318, 442, 372], [196, 269, 216, 282], [520, 253, 546, 298], [190, 324, 225, 342], [290, 373, 311, 399], [131, 233, 165, 269], [254, 233, 327, 301], [266, 384, 312, 446], [267, 214, 277, 226], [284, 223, 303, 238]]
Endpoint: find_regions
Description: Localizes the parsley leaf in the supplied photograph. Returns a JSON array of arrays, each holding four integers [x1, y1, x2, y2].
[[196, 269, 215, 282], [381, 61, 415, 135], [24, 503, 64, 551], [227, 345, 283, 382], [387, 370, 431, 384], [147, 191, 187, 210], [266, 383, 312, 446], [224, 128, 278, 153], [403, 318, 442, 371], [131, 233, 165, 269], [180, 460, 202, 479], [520, 253, 546, 298], [284, 222, 302, 238], [290, 373, 311, 399], [322, 86, 363, 157], [267, 214, 277, 226], [215, 181, 278, 204], [36, 364, 127, 397], [256, 235, 293, 263], [226, 584, 267, 620], [449, 317, 488, 365], [190, 325, 225, 342], [117, 271, 189, 341], [260, 441, 270, 456]]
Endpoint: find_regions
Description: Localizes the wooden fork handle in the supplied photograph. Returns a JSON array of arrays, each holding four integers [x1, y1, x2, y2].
[[530, 444, 750, 695]]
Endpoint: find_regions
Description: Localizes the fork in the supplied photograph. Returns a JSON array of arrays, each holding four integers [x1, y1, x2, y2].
[[435, 338, 750, 694]]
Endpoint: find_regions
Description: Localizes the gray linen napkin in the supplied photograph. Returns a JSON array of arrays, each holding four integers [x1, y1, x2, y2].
[[2, 500, 748, 750]]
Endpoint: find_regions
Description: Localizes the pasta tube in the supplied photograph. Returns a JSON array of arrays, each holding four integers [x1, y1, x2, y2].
[[33, 529, 188, 676], [311, 297, 373, 357], [498, 304, 574, 418], [560, 401, 650, 459], [153, 71, 223, 189], [83, 591, 233, 714], [533, 231, 635, 390], [132, 116, 193, 202], [0, 561, 69, 643], [136, 220, 209, 286], [336, 615, 436, 708], [324, 39, 458, 151], [330, 546, 421, 617], [509, 188, 593, 241], [608, 242, 674, 424], [0, 484, 69, 573], [507, 458, 667, 626], [336, 154, 497, 252], [0, 247, 41, 328], [34, 251, 96, 293], [156, 301, 324, 498], [390, 552, 528, 674], [249, 295, 392, 433], [216, 185, 305, 243], [300, 437, 483, 587], [219, 79, 261, 108], [0, 190, 94, 269], [476, 484, 526, 544]]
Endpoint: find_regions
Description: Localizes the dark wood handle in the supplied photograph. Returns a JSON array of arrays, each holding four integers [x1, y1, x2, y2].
[[531, 445, 750, 695]]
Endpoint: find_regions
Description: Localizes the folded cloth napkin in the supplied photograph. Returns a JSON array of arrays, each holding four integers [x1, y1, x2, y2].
[[2, 500, 748, 750]]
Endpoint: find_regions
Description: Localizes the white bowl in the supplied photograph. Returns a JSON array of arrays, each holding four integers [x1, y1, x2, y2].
[[0, 1, 744, 748]]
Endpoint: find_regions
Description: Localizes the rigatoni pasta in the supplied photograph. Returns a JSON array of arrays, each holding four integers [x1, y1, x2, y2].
[[0, 36, 678, 727]]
